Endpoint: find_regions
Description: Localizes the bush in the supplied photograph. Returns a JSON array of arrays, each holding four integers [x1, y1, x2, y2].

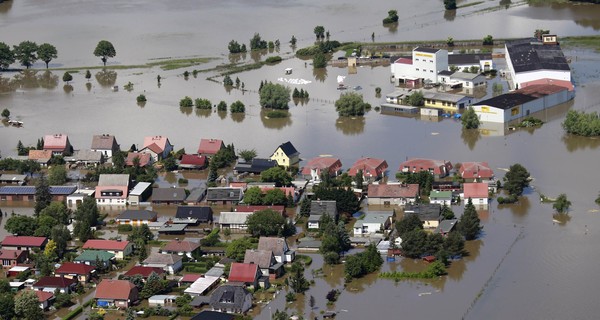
[[266, 110, 289, 118], [178, 178, 189, 184], [230, 100, 245, 113], [265, 56, 282, 64], [194, 98, 212, 109], [136, 94, 147, 102], [117, 224, 133, 232], [179, 96, 193, 108], [62, 306, 83, 320]]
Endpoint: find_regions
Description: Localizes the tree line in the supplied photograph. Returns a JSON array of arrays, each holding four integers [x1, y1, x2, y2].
[[228, 33, 280, 54]]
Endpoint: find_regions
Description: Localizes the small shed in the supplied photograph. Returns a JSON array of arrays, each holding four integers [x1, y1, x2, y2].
[[285, 68, 292, 75], [148, 295, 178, 306]]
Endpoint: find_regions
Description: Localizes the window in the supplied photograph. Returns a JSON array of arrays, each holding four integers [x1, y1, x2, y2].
[[416, 68, 419, 71], [511, 107, 520, 116], [430, 70, 433, 73], [429, 60, 433, 63]]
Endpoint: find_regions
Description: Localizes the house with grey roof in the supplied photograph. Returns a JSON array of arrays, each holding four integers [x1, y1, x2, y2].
[[65, 150, 104, 166], [115, 210, 158, 225], [206, 187, 243, 205], [185, 186, 207, 204], [257, 237, 295, 263], [243, 249, 283, 279], [127, 182, 152, 205], [90, 134, 120, 161], [353, 211, 394, 236], [435, 219, 458, 235], [142, 253, 183, 274], [0, 174, 27, 185], [209, 284, 253, 314], [218, 212, 252, 231], [308, 200, 338, 229], [404, 204, 442, 229], [151, 188, 187, 205]]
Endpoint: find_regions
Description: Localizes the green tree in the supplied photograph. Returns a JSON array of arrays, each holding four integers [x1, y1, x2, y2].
[[141, 272, 165, 299], [246, 209, 293, 237], [35, 174, 52, 215], [217, 101, 228, 112], [194, 98, 212, 109], [230, 100, 245, 113], [299, 198, 311, 217], [243, 187, 263, 205], [74, 196, 100, 227], [0, 42, 15, 69], [441, 204, 455, 220], [13, 41, 38, 69], [447, 37, 455, 46], [48, 165, 68, 185], [74, 220, 92, 242], [395, 214, 423, 239], [313, 186, 360, 215], [553, 194, 571, 213], [259, 82, 291, 110], [163, 156, 177, 171], [289, 262, 309, 293], [503, 163, 530, 196], [238, 149, 257, 162], [483, 35, 494, 45], [50, 225, 71, 259], [1, 108, 10, 119], [0, 293, 15, 320], [223, 75, 234, 86], [562, 110, 600, 137], [383, 10, 399, 24], [313, 52, 327, 68], [444, 0, 457, 10], [250, 33, 267, 50], [228, 40, 243, 54], [85, 70, 92, 81], [400, 229, 428, 258], [225, 237, 256, 261], [314, 26, 325, 40], [461, 107, 480, 129], [263, 188, 287, 205], [290, 35, 297, 46], [335, 92, 367, 117], [15, 290, 43, 320], [128, 224, 154, 244], [37, 43, 58, 69], [5, 214, 37, 236], [404, 91, 424, 106], [179, 96, 193, 108], [94, 40, 116, 66], [444, 231, 465, 256], [596, 193, 600, 206], [459, 198, 482, 240], [261, 166, 292, 186], [36, 215, 58, 237]]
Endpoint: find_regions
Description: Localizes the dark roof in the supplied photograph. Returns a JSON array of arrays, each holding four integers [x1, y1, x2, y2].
[[209, 284, 251, 311], [124, 266, 166, 278], [404, 204, 441, 221], [152, 188, 187, 202], [277, 141, 299, 157], [0, 186, 77, 196], [206, 187, 243, 201], [189, 297, 213, 309], [233, 158, 278, 174], [91, 134, 118, 150], [175, 206, 213, 221], [415, 47, 440, 54], [33, 276, 77, 288], [448, 53, 492, 65], [506, 38, 570, 73], [243, 250, 275, 269], [310, 200, 338, 217], [438, 70, 453, 76], [116, 210, 158, 221], [474, 93, 537, 110]]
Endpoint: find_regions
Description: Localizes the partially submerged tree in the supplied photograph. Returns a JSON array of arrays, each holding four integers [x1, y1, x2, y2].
[[37, 43, 58, 69], [461, 107, 480, 129], [13, 41, 38, 69], [93, 40, 116, 66], [553, 194, 571, 214]]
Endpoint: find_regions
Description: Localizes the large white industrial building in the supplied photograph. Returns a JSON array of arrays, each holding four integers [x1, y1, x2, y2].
[[391, 47, 448, 84]]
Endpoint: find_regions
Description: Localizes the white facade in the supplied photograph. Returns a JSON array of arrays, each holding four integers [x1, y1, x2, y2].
[[391, 48, 448, 84], [511, 70, 571, 90]]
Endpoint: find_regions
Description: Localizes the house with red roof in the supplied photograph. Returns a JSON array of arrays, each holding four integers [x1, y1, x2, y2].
[[1, 236, 47, 251], [162, 240, 201, 259], [197, 139, 225, 157], [35, 290, 55, 310], [459, 162, 494, 182], [141, 136, 173, 161], [178, 154, 207, 170], [43, 133, 73, 156], [32, 276, 78, 293], [54, 262, 96, 283], [28, 149, 53, 166], [462, 183, 489, 205], [301, 157, 343, 181], [82, 239, 133, 260], [0, 249, 28, 268], [124, 266, 166, 280], [348, 157, 388, 182], [367, 183, 420, 206], [95, 279, 139, 309], [399, 158, 453, 179], [125, 152, 153, 167], [228, 262, 266, 288]]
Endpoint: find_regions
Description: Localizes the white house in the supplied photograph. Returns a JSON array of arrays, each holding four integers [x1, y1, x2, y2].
[[391, 47, 448, 84], [429, 191, 452, 206], [353, 212, 393, 236], [462, 183, 489, 206], [448, 53, 494, 72], [95, 174, 130, 206], [218, 212, 253, 230], [438, 72, 486, 89], [90, 134, 120, 161]]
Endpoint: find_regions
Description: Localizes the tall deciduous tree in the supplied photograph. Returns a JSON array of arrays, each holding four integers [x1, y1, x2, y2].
[[246, 209, 294, 238], [37, 43, 58, 69], [93, 40, 116, 66], [459, 198, 482, 240], [0, 42, 15, 70], [461, 107, 480, 129], [503, 163, 530, 196], [259, 82, 291, 110], [313, 52, 327, 68], [261, 166, 292, 187], [62, 72, 73, 84], [395, 214, 423, 238], [15, 289, 44, 320], [48, 165, 68, 185], [13, 41, 38, 69], [5, 214, 37, 236], [225, 237, 256, 261], [51, 225, 71, 259], [335, 92, 367, 117], [313, 26, 325, 40], [243, 186, 263, 205]]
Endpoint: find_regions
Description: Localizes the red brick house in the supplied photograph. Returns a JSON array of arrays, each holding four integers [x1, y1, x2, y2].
[[54, 262, 96, 283], [1, 236, 48, 251], [82, 239, 133, 260], [95, 279, 139, 309], [0, 249, 28, 268]]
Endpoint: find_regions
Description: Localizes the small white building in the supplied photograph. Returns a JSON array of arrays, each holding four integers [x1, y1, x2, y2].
[[218, 212, 253, 230], [429, 191, 452, 206], [438, 72, 486, 89], [353, 212, 393, 236], [148, 295, 178, 306], [127, 182, 152, 205], [448, 53, 494, 73], [391, 47, 449, 84]]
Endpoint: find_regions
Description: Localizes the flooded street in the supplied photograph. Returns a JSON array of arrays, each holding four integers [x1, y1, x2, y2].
[[1, 0, 600, 319]]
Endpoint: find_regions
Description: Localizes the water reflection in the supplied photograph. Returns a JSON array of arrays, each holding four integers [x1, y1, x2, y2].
[[0, 75, 18, 93], [63, 84, 73, 94], [498, 195, 531, 222], [95, 69, 117, 88], [0, 0, 12, 14], [250, 50, 266, 63], [231, 112, 245, 123], [335, 116, 365, 135], [552, 212, 571, 226], [195, 109, 211, 118], [384, 22, 398, 33], [85, 82, 92, 92], [344, 270, 379, 293], [14, 70, 40, 89], [500, 0, 511, 9], [260, 109, 292, 129], [461, 128, 481, 150], [37, 71, 59, 90], [562, 134, 600, 152], [217, 110, 227, 120], [321, 264, 344, 288], [180, 106, 193, 116], [313, 68, 328, 83], [443, 9, 456, 22], [137, 101, 146, 108]]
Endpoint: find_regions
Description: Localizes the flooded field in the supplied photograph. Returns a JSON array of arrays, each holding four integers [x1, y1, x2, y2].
[[1, 0, 600, 319]]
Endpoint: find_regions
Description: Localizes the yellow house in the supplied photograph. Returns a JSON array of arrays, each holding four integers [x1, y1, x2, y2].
[[422, 92, 474, 111], [270, 141, 300, 168]]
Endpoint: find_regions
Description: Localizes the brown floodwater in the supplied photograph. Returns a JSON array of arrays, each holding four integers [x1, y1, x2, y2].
[[1, 0, 600, 319]]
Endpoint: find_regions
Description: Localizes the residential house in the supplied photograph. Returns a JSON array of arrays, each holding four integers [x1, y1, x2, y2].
[[308, 200, 338, 229], [0, 174, 27, 185], [243, 249, 283, 279], [206, 187, 243, 205], [180, 274, 203, 286], [301, 157, 343, 181], [151, 188, 187, 205], [209, 284, 253, 314], [235, 205, 286, 217], [158, 223, 187, 235], [7, 265, 30, 277], [82, 239, 133, 260], [404, 204, 442, 229], [367, 183, 419, 206], [233, 158, 278, 175], [43, 133, 72, 156], [28, 149, 53, 166], [459, 162, 495, 182], [462, 182, 489, 205], [191, 310, 236, 320], [162, 240, 201, 259], [0, 249, 28, 268], [32, 276, 77, 293], [270, 141, 300, 168], [435, 219, 458, 236], [90, 134, 120, 161], [352, 212, 393, 236], [399, 158, 453, 179], [347, 157, 388, 182], [0, 186, 76, 202], [186, 186, 208, 204], [448, 53, 494, 72], [141, 135, 174, 161], [35, 290, 55, 310], [116, 210, 158, 226], [54, 262, 96, 283], [125, 152, 153, 167], [198, 139, 225, 157], [74, 250, 115, 269], [95, 279, 139, 309], [432, 181, 461, 192], [66, 188, 95, 207], [124, 266, 166, 280], [1, 236, 48, 251], [228, 263, 265, 288], [95, 174, 130, 205], [179, 154, 208, 170], [443, 71, 486, 88], [257, 237, 295, 264], [429, 191, 453, 206], [218, 212, 252, 231], [142, 253, 183, 274], [127, 182, 152, 206], [66, 150, 104, 166], [176, 206, 214, 223]]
